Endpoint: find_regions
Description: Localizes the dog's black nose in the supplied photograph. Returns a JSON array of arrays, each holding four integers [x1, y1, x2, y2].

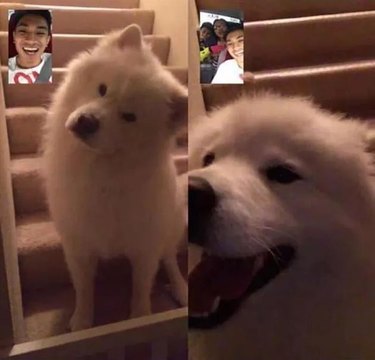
[[188, 176, 217, 246], [71, 114, 100, 138]]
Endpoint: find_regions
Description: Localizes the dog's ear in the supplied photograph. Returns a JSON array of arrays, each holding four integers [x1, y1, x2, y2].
[[117, 24, 143, 49], [169, 87, 188, 133]]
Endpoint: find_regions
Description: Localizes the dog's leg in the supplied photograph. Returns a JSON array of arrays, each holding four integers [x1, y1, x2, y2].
[[163, 253, 188, 306], [65, 248, 97, 331], [129, 255, 159, 318]]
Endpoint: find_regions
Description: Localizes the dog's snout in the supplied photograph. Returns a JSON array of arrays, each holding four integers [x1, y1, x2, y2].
[[189, 177, 217, 212], [71, 114, 100, 138], [188, 176, 217, 246]]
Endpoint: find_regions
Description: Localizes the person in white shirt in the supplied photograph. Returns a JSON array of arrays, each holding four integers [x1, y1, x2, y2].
[[211, 23, 244, 84], [8, 10, 52, 84]]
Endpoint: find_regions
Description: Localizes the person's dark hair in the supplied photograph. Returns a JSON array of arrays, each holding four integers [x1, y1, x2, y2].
[[10, 10, 52, 34], [200, 22, 217, 47], [224, 21, 244, 41], [200, 22, 214, 34]]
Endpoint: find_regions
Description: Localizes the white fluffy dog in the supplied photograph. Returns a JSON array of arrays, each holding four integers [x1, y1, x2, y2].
[[42, 25, 187, 331], [188, 94, 375, 359]]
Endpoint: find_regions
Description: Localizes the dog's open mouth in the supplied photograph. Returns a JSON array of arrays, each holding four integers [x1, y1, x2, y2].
[[189, 245, 295, 329]]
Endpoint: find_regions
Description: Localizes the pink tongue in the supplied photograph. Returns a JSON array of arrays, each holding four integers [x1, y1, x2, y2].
[[189, 255, 257, 313]]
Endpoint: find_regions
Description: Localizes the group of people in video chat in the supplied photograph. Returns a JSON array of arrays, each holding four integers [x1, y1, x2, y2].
[[7, 9, 244, 85], [200, 17, 244, 84]]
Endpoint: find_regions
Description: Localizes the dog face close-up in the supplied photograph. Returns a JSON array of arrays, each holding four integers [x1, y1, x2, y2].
[[188, 94, 375, 359], [48, 25, 187, 156]]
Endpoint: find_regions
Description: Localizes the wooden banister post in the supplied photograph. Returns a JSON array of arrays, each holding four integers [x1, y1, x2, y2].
[[0, 58, 25, 347]]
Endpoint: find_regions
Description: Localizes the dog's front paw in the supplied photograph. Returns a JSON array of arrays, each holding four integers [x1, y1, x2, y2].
[[172, 280, 188, 307], [129, 302, 152, 319], [69, 309, 93, 331]]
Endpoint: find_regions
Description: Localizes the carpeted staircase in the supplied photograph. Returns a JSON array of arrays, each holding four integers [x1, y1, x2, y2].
[[0, 0, 187, 355], [196, 0, 375, 120]]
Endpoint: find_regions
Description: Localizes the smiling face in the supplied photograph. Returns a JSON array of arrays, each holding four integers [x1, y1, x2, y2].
[[13, 14, 50, 68], [213, 20, 227, 40], [226, 29, 244, 68], [188, 94, 375, 327], [200, 27, 212, 42]]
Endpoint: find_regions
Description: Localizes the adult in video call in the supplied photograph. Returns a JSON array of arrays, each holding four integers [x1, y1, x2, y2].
[[8, 10, 52, 84], [211, 22, 244, 84], [211, 18, 230, 69]]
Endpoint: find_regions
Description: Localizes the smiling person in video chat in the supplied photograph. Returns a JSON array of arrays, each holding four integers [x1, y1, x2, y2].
[[8, 9, 52, 84], [211, 22, 244, 84]]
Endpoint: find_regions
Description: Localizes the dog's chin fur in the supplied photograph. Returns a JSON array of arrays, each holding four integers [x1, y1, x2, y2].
[[188, 94, 375, 360], [42, 25, 187, 331]]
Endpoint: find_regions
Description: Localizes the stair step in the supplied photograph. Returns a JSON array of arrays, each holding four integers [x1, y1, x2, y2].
[[17, 212, 68, 292], [0, 32, 171, 67], [196, 0, 375, 21], [23, 286, 186, 355], [6, 107, 47, 155], [174, 149, 188, 174], [202, 60, 375, 119], [0, 7, 154, 35], [11, 151, 187, 216], [245, 11, 375, 71], [11, 155, 47, 215], [6, 106, 187, 156], [11, 155, 46, 216], [0, 0, 139, 8], [1, 66, 188, 108], [17, 210, 187, 294]]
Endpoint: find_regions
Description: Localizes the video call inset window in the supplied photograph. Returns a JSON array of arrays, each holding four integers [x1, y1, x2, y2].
[[8, 9, 53, 84], [199, 9, 244, 84]]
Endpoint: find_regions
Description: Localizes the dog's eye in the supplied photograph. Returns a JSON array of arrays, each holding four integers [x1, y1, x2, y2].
[[121, 112, 137, 122], [98, 84, 107, 97], [202, 152, 215, 167], [265, 165, 302, 184]]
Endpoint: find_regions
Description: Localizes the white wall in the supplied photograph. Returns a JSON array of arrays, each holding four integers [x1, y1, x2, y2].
[[140, 0, 187, 67]]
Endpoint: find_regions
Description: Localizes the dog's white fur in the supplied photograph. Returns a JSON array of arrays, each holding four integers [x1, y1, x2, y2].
[[188, 94, 375, 359], [42, 25, 187, 331]]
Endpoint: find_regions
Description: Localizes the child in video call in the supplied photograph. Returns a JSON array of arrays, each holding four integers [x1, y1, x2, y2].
[[199, 22, 217, 63], [8, 9, 52, 84]]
